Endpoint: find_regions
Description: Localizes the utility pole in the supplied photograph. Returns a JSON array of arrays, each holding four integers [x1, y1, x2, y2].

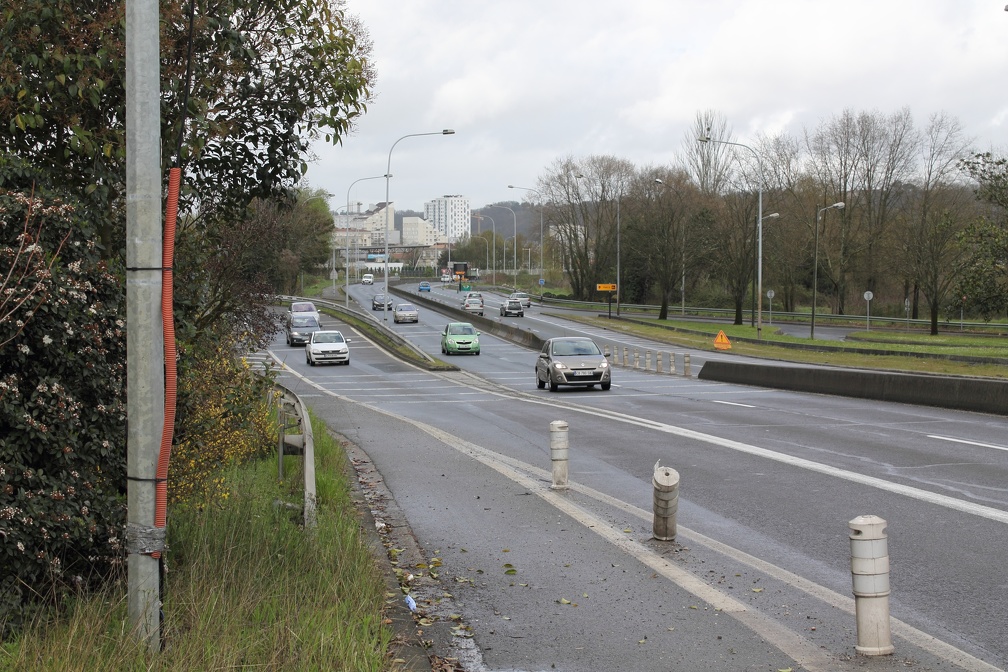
[[125, 0, 164, 650]]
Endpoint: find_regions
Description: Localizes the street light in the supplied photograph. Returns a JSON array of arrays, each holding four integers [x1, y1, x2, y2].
[[759, 211, 780, 326], [488, 204, 517, 288], [384, 129, 455, 321], [698, 134, 767, 339], [811, 202, 845, 339], [508, 185, 544, 295], [345, 175, 385, 307], [476, 212, 496, 285]]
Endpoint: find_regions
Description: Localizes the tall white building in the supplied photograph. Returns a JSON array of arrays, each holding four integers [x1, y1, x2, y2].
[[424, 195, 470, 244]]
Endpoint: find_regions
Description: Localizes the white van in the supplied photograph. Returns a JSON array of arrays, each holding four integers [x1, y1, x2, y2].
[[361, 273, 374, 285]]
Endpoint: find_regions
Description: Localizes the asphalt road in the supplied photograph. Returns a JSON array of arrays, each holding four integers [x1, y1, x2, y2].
[[258, 284, 1008, 672]]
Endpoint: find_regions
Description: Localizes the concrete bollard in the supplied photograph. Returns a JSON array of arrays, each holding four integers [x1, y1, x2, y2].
[[683, 353, 691, 377], [633, 349, 640, 369], [656, 352, 664, 374], [652, 461, 679, 540], [645, 350, 652, 371], [849, 515, 894, 656], [550, 421, 569, 490], [670, 353, 677, 375]]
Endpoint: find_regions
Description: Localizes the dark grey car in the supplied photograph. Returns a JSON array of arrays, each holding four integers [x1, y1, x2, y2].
[[286, 315, 321, 346], [536, 337, 611, 391]]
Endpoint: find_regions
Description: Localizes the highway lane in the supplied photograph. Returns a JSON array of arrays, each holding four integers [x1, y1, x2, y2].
[[262, 286, 1008, 671]]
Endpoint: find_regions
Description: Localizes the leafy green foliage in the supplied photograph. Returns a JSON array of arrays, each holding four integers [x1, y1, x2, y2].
[[0, 184, 127, 637]]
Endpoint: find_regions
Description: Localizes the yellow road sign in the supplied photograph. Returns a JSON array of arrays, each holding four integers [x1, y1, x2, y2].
[[597, 283, 617, 292], [714, 330, 732, 350]]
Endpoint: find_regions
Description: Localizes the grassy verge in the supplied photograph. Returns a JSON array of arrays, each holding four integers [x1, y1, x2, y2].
[[1, 411, 398, 672], [567, 314, 1008, 379]]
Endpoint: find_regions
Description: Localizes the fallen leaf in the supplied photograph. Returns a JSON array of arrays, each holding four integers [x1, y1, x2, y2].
[[752, 588, 763, 593], [558, 598, 571, 605]]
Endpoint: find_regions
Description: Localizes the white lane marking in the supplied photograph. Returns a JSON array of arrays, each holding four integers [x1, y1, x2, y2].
[[929, 435, 1008, 453], [711, 400, 756, 408]]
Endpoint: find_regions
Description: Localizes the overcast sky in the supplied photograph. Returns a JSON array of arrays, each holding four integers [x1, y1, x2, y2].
[[304, 0, 1008, 214]]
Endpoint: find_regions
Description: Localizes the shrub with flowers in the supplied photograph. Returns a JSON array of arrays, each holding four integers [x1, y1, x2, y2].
[[0, 187, 127, 636]]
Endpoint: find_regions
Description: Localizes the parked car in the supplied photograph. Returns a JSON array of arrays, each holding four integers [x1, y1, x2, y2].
[[418, 281, 432, 292], [289, 301, 321, 326], [500, 298, 524, 317], [536, 336, 611, 391], [361, 273, 374, 285], [393, 303, 419, 323], [509, 291, 532, 308], [305, 330, 351, 366], [441, 322, 480, 355], [441, 274, 453, 283], [372, 293, 393, 310], [286, 315, 321, 346], [462, 297, 484, 316]]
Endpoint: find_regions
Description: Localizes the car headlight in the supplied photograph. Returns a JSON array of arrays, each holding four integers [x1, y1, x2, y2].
[[551, 362, 568, 370], [599, 362, 608, 369]]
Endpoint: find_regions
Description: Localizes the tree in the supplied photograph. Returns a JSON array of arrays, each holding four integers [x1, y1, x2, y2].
[[957, 152, 1008, 321]]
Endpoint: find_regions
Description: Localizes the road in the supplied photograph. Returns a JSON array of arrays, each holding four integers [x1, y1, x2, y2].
[[259, 283, 1008, 672]]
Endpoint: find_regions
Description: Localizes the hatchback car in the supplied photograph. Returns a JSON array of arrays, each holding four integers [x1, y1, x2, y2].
[[286, 315, 321, 346], [441, 322, 480, 355], [305, 330, 351, 366], [393, 303, 419, 323], [289, 301, 321, 327], [462, 297, 484, 316], [509, 291, 532, 308], [500, 298, 524, 317], [371, 293, 393, 310], [536, 337, 611, 391], [461, 291, 483, 306], [418, 281, 432, 292]]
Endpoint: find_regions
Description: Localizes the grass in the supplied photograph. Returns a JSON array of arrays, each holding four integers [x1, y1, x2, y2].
[[565, 314, 1008, 379], [1, 411, 400, 672]]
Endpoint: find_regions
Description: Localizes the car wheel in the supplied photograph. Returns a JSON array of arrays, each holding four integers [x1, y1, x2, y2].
[[536, 372, 545, 389], [601, 381, 611, 391], [307, 354, 313, 366], [518, 312, 523, 317], [475, 350, 480, 355], [549, 376, 558, 392]]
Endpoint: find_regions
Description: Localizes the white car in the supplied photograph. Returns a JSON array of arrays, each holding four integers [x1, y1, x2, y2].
[[441, 274, 453, 283], [305, 330, 351, 366], [509, 291, 532, 308], [393, 303, 419, 323], [361, 273, 374, 285]]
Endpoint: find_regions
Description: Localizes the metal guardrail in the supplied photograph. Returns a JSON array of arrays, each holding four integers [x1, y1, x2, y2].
[[274, 383, 317, 530]]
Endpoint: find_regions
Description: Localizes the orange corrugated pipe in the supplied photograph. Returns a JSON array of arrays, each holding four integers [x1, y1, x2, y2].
[[153, 167, 181, 557]]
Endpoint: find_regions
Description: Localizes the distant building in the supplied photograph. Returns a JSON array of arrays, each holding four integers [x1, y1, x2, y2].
[[424, 195, 470, 244], [402, 216, 446, 246]]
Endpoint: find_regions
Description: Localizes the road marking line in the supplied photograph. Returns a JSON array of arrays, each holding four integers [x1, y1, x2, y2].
[[929, 435, 1008, 452], [711, 400, 756, 408]]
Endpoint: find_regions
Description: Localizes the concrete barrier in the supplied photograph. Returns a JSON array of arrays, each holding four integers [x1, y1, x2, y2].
[[697, 360, 1008, 416]]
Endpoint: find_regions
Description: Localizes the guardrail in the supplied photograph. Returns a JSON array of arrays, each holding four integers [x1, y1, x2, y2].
[[274, 383, 317, 530]]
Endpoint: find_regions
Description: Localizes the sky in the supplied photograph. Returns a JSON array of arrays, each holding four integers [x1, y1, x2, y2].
[[304, 0, 1008, 215]]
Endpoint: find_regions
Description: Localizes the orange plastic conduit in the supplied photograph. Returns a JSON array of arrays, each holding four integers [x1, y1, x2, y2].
[[154, 166, 181, 557]]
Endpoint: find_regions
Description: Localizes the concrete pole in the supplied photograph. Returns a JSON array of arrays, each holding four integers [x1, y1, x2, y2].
[[125, 0, 164, 650], [549, 421, 569, 490], [849, 515, 894, 656], [652, 461, 679, 541]]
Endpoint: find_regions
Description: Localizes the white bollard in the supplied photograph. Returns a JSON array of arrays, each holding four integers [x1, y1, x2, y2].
[[683, 353, 691, 377], [670, 353, 677, 375], [656, 352, 664, 374], [550, 420, 569, 490], [849, 515, 894, 656], [652, 461, 679, 541], [633, 349, 640, 369], [645, 350, 652, 370]]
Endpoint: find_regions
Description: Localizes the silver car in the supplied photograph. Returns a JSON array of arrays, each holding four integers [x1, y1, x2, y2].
[[286, 315, 321, 346], [393, 303, 419, 323], [305, 330, 351, 366], [536, 337, 611, 391]]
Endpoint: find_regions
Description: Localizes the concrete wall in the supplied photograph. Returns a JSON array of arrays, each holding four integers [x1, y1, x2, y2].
[[697, 361, 1008, 416]]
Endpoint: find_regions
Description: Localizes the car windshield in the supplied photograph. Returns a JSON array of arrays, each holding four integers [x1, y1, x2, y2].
[[292, 316, 317, 328], [291, 302, 315, 312], [397, 304, 415, 311], [314, 332, 344, 343], [449, 324, 476, 336], [552, 339, 599, 357]]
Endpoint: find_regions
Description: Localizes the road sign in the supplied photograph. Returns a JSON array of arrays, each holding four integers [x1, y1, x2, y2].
[[597, 283, 617, 292], [539, 278, 545, 286], [714, 330, 732, 350]]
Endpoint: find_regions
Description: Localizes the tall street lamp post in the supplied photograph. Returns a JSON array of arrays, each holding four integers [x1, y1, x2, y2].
[[384, 129, 455, 321], [477, 212, 496, 285], [811, 202, 845, 339], [508, 185, 544, 295], [698, 135, 767, 339], [759, 211, 780, 323], [489, 204, 517, 288], [345, 176, 385, 308]]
